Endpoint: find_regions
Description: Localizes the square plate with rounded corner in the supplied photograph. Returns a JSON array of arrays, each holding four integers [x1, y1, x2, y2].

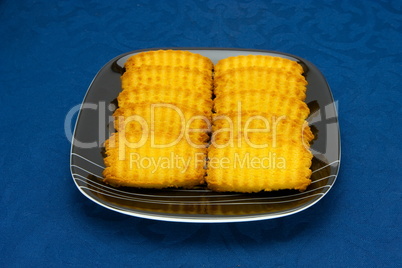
[[70, 48, 341, 223]]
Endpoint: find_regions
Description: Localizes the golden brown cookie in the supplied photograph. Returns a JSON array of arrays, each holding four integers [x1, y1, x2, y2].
[[206, 140, 312, 192], [117, 84, 212, 115], [125, 50, 213, 75], [121, 65, 212, 94], [103, 132, 207, 188], [215, 55, 304, 75]]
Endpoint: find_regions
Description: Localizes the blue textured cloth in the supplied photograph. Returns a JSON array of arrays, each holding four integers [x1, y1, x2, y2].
[[1, 0, 401, 267]]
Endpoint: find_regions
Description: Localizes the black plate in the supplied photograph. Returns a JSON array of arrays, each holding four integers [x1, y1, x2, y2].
[[70, 48, 341, 223]]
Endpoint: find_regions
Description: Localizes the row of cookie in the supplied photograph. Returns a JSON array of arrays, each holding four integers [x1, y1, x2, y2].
[[103, 50, 214, 188], [207, 55, 314, 192]]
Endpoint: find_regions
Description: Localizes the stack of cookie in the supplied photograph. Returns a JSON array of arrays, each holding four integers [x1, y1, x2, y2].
[[207, 55, 314, 192], [103, 50, 213, 188]]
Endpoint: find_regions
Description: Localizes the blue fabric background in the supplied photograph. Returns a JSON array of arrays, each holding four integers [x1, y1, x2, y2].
[[1, 0, 401, 266]]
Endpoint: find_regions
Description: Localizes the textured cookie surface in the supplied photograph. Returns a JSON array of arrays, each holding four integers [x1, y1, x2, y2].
[[103, 132, 207, 188], [211, 115, 313, 147], [125, 50, 213, 74], [215, 55, 304, 75], [207, 141, 312, 192], [213, 91, 310, 120], [121, 65, 212, 95], [117, 84, 212, 114], [214, 67, 307, 99], [113, 105, 210, 145]]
